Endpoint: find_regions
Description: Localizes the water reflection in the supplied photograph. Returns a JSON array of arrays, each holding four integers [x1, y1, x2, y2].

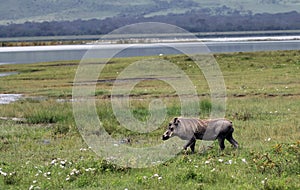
[[0, 72, 18, 77], [0, 94, 22, 104]]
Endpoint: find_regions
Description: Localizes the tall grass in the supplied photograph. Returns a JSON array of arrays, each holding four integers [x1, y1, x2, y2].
[[21, 100, 73, 124]]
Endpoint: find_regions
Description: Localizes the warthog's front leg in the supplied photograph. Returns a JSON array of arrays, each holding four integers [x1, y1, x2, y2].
[[184, 136, 196, 153], [218, 136, 225, 150]]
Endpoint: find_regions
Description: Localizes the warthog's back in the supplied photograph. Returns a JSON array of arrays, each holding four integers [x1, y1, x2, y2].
[[177, 117, 208, 133], [177, 117, 232, 140], [202, 118, 233, 140], [174, 118, 207, 140]]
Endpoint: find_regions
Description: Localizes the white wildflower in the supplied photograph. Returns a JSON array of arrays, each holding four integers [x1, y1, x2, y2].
[[158, 176, 162, 180], [70, 168, 80, 176], [85, 168, 95, 172], [152, 173, 159, 178], [265, 138, 271, 142], [211, 168, 216, 172], [261, 177, 268, 184], [51, 159, 57, 165], [218, 159, 223, 163], [60, 160, 67, 167], [33, 180, 37, 184], [225, 160, 233, 165], [43, 172, 51, 177], [241, 158, 247, 164], [204, 160, 210, 164], [0, 171, 7, 176]]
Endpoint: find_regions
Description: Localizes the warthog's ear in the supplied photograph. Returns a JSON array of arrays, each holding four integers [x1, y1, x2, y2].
[[173, 117, 180, 126]]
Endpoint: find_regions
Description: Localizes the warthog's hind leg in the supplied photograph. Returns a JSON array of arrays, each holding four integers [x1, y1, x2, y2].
[[190, 141, 196, 153], [225, 129, 239, 149], [226, 135, 239, 148]]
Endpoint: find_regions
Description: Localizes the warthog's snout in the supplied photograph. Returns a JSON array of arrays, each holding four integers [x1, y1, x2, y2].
[[162, 120, 176, 140], [162, 134, 170, 140], [162, 130, 171, 140]]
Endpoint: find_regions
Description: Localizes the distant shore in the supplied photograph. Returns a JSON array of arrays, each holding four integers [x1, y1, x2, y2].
[[1, 30, 300, 47]]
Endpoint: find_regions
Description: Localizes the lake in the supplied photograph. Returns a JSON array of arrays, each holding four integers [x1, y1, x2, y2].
[[0, 39, 299, 65]]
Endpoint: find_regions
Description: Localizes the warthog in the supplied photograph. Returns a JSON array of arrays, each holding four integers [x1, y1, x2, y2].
[[162, 117, 238, 152]]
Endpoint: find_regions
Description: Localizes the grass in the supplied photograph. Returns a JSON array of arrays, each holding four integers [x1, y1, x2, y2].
[[0, 50, 299, 189]]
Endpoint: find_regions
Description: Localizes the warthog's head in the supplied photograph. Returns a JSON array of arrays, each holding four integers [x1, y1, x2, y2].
[[162, 117, 180, 140]]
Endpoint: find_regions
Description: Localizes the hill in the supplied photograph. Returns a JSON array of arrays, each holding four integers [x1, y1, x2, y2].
[[0, 10, 299, 37], [0, 0, 299, 25]]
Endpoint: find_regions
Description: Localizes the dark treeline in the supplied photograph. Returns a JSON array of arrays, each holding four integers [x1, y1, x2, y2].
[[0, 10, 299, 37]]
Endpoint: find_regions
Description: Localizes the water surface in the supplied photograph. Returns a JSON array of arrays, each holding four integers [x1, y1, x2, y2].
[[0, 39, 299, 65]]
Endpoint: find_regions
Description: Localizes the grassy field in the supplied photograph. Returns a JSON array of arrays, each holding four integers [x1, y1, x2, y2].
[[0, 50, 299, 189]]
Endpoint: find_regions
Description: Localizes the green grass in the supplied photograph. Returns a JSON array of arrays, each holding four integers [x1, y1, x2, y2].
[[0, 50, 299, 189]]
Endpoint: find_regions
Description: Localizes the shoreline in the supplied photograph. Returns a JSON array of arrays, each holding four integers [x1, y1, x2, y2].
[[0, 30, 300, 47], [0, 37, 299, 53]]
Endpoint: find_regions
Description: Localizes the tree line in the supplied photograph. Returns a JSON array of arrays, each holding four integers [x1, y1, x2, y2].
[[0, 10, 299, 37]]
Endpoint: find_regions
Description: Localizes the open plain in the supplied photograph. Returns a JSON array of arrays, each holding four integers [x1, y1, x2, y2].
[[0, 50, 299, 189]]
